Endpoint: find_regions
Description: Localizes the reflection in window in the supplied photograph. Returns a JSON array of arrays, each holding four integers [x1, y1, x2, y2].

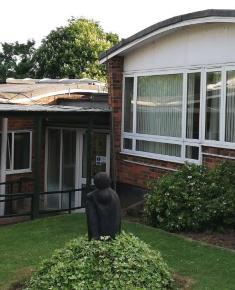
[[185, 145, 199, 160], [205, 71, 221, 141], [123, 138, 132, 150], [136, 74, 183, 137], [186, 73, 200, 139], [124, 77, 134, 132], [14, 133, 30, 170]]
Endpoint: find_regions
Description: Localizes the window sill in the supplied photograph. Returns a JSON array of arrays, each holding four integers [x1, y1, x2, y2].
[[6, 169, 32, 175], [120, 150, 200, 164]]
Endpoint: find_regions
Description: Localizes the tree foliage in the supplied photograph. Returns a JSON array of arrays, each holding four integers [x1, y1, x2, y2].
[[34, 18, 119, 81], [0, 40, 36, 81], [0, 18, 119, 82]]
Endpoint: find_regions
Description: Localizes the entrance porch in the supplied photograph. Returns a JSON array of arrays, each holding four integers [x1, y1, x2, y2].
[[0, 102, 111, 218]]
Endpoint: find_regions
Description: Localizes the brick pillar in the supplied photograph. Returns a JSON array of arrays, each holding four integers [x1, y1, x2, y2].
[[107, 56, 124, 153]]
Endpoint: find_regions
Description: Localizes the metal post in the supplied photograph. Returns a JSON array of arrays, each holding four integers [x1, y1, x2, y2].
[[110, 112, 117, 190], [32, 117, 42, 219], [30, 194, 33, 220], [0, 118, 8, 216], [86, 118, 92, 193], [69, 191, 72, 214]]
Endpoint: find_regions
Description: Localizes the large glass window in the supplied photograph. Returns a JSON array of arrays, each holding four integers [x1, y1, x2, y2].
[[205, 71, 221, 141], [186, 73, 201, 139], [122, 68, 235, 163], [225, 70, 235, 142], [137, 74, 183, 137]]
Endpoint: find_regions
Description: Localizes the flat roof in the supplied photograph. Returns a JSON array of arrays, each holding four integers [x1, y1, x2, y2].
[[0, 82, 107, 104], [100, 9, 235, 62], [0, 103, 111, 117]]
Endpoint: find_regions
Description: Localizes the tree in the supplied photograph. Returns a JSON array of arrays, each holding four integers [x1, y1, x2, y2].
[[34, 18, 119, 81], [0, 40, 36, 82]]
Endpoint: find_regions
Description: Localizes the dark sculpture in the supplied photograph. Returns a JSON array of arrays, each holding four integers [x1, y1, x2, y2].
[[86, 172, 121, 240]]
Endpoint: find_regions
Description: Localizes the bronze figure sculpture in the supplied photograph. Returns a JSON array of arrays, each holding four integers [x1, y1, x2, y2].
[[86, 172, 121, 240]]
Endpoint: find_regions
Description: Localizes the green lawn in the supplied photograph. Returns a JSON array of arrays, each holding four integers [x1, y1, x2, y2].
[[0, 214, 234, 290]]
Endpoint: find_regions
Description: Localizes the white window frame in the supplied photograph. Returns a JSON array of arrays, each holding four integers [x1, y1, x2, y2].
[[121, 64, 235, 164], [202, 65, 235, 149], [3, 130, 32, 175]]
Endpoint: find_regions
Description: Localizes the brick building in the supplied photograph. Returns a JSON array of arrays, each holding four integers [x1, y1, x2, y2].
[[100, 9, 235, 195], [0, 79, 111, 216]]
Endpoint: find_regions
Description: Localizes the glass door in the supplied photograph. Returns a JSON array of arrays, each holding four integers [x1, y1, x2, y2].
[[82, 132, 110, 187], [46, 128, 76, 209], [46, 129, 110, 209]]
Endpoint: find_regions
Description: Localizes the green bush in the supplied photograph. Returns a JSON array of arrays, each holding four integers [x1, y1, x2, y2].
[[25, 232, 173, 290], [144, 162, 235, 232]]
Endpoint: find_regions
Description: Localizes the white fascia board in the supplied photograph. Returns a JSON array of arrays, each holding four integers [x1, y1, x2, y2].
[[100, 17, 235, 64]]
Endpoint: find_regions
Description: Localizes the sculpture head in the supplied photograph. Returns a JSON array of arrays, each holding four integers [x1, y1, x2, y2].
[[94, 172, 111, 189]]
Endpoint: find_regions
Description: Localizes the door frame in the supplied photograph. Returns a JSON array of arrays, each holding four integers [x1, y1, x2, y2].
[[44, 127, 111, 208]]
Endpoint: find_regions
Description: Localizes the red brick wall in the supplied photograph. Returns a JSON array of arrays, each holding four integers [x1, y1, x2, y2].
[[117, 154, 181, 188], [202, 146, 235, 168], [107, 56, 124, 153], [107, 56, 235, 190]]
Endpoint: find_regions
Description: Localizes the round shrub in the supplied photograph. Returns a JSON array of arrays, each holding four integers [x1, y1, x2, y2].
[[25, 232, 173, 290], [144, 162, 235, 232]]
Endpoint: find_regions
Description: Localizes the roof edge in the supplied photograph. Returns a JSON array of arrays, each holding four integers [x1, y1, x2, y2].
[[100, 9, 235, 62]]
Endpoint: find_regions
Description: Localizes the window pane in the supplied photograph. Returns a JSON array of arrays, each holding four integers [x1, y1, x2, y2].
[[205, 71, 221, 141], [123, 138, 132, 150], [137, 74, 183, 137], [124, 77, 134, 132], [91, 133, 107, 176], [13, 132, 30, 170], [82, 134, 87, 178], [225, 70, 235, 142], [62, 130, 76, 208], [62, 130, 76, 190], [186, 73, 201, 139], [185, 145, 199, 160], [47, 129, 60, 192], [82, 133, 107, 178], [136, 140, 181, 157]]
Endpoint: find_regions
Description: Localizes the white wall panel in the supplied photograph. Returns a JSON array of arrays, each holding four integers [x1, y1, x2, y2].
[[124, 23, 235, 73]]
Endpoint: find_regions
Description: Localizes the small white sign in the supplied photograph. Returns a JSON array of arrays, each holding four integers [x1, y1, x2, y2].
[[96, 155, 106, 165]]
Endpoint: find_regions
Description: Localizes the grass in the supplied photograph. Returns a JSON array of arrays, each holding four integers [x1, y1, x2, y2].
[[0, 214, 234, 290]]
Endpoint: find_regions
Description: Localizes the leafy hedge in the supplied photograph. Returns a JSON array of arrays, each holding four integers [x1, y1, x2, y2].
[[144, 161, 235, 232], [25, 232, 173, 290]]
